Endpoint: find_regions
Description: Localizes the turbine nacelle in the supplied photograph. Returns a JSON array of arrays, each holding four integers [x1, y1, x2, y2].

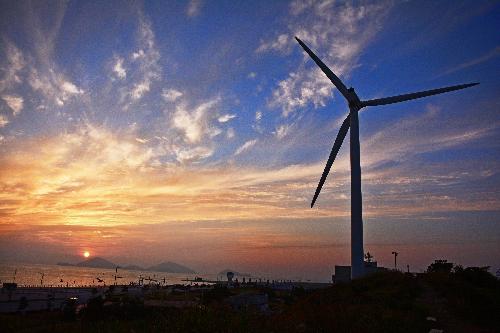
[[347, 88, 362, 110], [295, 36, 479, 208], [295, 36, 479, 279]]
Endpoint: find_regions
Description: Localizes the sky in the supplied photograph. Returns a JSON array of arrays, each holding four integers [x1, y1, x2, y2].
[[0, 0, 499, 281]]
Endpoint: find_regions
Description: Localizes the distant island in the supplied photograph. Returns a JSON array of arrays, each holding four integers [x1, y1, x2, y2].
[[57, 257, 195, 273], [56, 262, 74, 267], [122, 264, 144, 271], [148, 262, 196, 274], [77, 257, 116, 269]]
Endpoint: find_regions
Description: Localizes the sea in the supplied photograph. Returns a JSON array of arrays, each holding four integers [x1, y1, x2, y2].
[[0, 262, 221, 287]]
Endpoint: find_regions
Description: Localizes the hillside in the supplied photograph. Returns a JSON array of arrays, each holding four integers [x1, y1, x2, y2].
[[76, 257, 117, 269], [148, 261, 195, 273], [122, 264, 144, 271]]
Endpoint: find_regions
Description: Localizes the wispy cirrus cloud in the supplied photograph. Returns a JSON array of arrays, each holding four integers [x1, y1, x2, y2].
[[106, 12, 161, 107], [260, 0, 393, 117], [361, 104, 499, 167], [0, 0, 497, 278], [0, 41, 26, 93], [234, 139, 258, 156], [18, 1, 85, 108], [126, 15, 161, 102], [167, 93, 239, 163], [0, 114, 9, 128], [112, 57, 127, 80], [173, 145, 214, 164], [439, 46, 500, 77], [0, 5, 83, 113], [171, 97, 221, 144], [1, 94, 23, 116], [28, 68, 84, 106], [1, 114, 495, 230], [218, 113, 236, 123], [187, 0, 204, 17], [162, 88, 183, 102], [274, 123, 293, 140]]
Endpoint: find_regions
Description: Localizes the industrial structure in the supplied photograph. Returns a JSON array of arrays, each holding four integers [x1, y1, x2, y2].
[[295, 37, 478, 279]]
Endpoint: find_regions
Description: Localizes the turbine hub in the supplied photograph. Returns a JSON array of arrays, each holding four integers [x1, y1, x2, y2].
[[347, 87, 362, 109]]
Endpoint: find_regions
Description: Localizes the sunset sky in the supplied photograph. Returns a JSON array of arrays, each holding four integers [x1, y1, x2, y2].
[[0, 0, 499, 280]]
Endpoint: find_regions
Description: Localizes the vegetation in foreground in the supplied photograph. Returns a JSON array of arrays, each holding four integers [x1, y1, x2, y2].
[[1, 263, 498, 333]]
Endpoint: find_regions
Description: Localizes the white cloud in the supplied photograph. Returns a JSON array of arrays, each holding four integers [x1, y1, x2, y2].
[[234, 139, 258, 156], [270, 69, 332, 117], [132, 50, 145, 60], [2, 95, 24, 116], [0, 41, 26, 92], [113, 57, 127, 79], [171, 98, 220, 144], [126, 16, 161, 102], [227, 127, 235, 139], [80, 123, 155, 169], [257, 34, 290, 53], [187, 0, 203, 17], [218, 114, 236, 123], [262, 1, 393, 116], [255, 111, 262, 121], [274, 123, 292, 140], [248, 72, 257, 79], [172, 107, 203, 143], [5, 4, 85, 108], [253, 111, 263, 133], [0, 114, 9, 127], [174, 146, 213, 163], [130, 81, 151, 100], [61, 81, 83, 95], [162, 88, 183, 102], [28, 67, 84, 106]]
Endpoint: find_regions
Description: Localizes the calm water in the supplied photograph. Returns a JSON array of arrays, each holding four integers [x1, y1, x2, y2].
[[0, 262, 220, 287]]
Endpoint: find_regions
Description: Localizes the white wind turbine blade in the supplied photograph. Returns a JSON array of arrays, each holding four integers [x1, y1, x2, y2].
[[295, 37, 353, 102], [311, 114, 350, 208], [361, 83, 479, 107]]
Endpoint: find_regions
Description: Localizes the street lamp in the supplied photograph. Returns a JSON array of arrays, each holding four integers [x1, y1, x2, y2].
[[391, 251, 398, 270]]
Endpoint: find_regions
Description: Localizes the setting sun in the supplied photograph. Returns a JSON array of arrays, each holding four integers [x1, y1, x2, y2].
[[83, 251, 90, 258]]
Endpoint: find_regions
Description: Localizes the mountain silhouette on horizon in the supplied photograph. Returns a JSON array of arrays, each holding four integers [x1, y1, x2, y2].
[[76, 257, 116, 269], [148, 261, 196, 274], [122, 264, 144, 271], [58, 257, 195, 273]]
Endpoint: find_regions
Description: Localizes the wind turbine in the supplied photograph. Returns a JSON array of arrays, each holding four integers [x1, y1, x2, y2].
[[295, 37, 478, 279]]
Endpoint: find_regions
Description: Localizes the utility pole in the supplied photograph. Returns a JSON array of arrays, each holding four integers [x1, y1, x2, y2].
[[391, 251, 398, 270]]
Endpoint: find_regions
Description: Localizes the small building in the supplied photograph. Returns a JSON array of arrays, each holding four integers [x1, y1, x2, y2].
[[333, 266, 351, 284], [333, 261, 386, 283], [364, 261, 378, 275]]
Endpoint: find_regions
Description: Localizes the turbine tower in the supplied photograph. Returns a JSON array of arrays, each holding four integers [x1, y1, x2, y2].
[[295, 37, 478, 279]]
